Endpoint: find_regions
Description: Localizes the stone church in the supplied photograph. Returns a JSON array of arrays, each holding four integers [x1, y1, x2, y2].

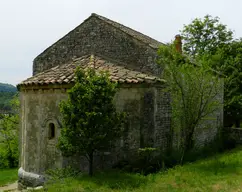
[[17, 13, 223, 188]]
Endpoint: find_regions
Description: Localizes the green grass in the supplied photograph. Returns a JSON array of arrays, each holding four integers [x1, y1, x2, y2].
[[42, 147, 242, 192], [0, 168, 18, 186]]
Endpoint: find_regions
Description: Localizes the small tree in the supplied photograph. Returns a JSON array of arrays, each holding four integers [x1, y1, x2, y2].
[[157, 44, 223, 164], [57, 67, 125, 176]]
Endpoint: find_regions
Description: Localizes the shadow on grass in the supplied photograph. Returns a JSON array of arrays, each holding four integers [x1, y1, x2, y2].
[[76, 171, 148, 190]]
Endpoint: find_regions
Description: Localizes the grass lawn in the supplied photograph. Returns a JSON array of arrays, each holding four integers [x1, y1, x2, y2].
[[0, 168, 18, 186], [42, 147, 242, 192]]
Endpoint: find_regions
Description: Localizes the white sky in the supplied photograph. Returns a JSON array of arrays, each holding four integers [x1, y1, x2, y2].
[[1, 0, 242, 86]]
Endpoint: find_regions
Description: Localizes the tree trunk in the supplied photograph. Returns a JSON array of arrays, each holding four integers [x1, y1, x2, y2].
[[180, 127, 195, 165], [180, 148, 185, 165], [88, 152, 93, 176], [180, 139, 189, 165]]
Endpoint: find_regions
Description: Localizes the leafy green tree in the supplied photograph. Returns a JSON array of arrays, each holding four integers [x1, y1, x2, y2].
[[0, 95, 19, 168], [57, 67, 125, 176], [157, 44, 222, 163], [207, 40, 242, 127], [181, 15, 242, 127], [181, 15, 233, 57]]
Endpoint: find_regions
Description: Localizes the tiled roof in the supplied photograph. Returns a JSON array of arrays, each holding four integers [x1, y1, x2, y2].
[[92, 13, 164, 49], [18, 55, 165, 87]]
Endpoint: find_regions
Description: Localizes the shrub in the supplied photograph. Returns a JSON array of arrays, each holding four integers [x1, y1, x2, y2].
[[46, 166, 82, 183]]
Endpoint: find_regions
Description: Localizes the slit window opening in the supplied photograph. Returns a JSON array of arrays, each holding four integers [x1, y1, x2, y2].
[[48, 123, 55, 139]]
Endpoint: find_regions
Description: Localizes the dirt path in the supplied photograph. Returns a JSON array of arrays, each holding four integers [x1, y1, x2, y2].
[[0, 181, 18, 191]]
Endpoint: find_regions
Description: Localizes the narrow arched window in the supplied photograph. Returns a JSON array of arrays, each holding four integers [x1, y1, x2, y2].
[[48, 123, 55, 139]]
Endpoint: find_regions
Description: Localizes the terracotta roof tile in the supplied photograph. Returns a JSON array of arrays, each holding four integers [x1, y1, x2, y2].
[[18, 55, 165, 87]]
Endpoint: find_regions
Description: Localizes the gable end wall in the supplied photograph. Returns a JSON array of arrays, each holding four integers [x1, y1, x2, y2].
[[33, 17, 161, 76]]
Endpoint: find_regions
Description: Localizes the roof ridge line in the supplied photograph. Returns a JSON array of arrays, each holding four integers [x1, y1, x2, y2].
[[34, 13, 164, 65], [91, 13, 164, 49]]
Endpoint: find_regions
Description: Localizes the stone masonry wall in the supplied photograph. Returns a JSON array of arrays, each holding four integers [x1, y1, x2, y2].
[[19, 84, 170, 174], [65, 85, 171, 171], [171, 78, 224, 150], [33, 16, 160, 76], [194, 78, 224, 148], [154, 89, 171, 151], [19, 88, 67, 174], [19, 81, 222, 176]]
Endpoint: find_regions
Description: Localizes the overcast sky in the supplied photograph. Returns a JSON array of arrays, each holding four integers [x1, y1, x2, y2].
[[1, 0, 242, 86]]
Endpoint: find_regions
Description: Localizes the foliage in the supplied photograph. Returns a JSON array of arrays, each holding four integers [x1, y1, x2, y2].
[[41, 171, 148, 192], [216, 126, 237, 150], [0, 83, 17, 112], [157, 44, 222, 164], [0, 83, 17, 93], [46, 166, 82, 183], [181, 14, 233, 57], [0, 96, 19, 168], [113, 148, 161, 175], [57, 67, 125, 176], [138, 147, 158, 156], [205, 40, 242, 127], [0, 92, 16, 111], [39, 147, 242, 192], [180, 15, 242, 127], [137, 148, 160, 174]]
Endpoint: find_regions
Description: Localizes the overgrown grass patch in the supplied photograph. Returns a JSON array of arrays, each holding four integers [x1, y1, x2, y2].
[[44, 171, 149, 192], [0, 168, 18, 186], [41, 146, 242, 191]]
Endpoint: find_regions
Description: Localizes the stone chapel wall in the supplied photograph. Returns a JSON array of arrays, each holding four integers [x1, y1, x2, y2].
[[19, 88, 67, 174], [19, 84, 170, 173], [63, 85, 171, 171]]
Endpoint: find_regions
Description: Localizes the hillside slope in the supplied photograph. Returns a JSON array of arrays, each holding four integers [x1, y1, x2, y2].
[[0, 83, 17, 93], [42, 147, 242, 192]]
